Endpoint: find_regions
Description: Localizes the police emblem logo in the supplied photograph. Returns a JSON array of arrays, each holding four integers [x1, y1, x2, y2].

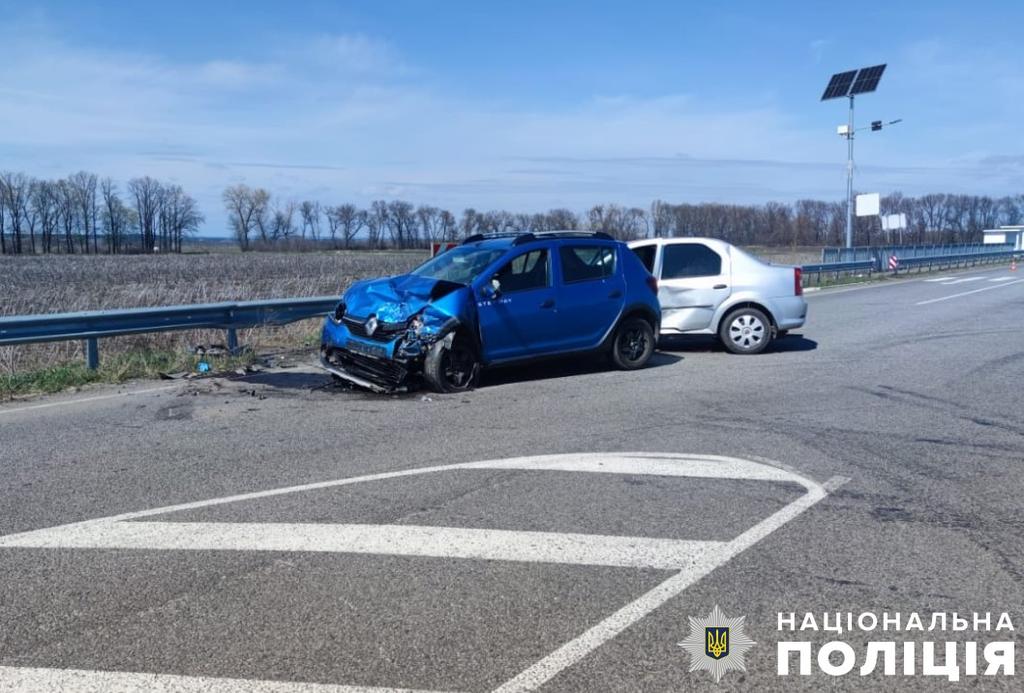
[[679, 605, 755, 682], [705, 626, 729, 659]]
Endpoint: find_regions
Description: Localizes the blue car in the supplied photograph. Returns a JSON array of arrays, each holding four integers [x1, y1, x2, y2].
[[320, 231, 661, 393]]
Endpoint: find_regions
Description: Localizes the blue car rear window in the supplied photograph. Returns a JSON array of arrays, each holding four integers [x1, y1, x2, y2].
[[559, 245, 616, 283]]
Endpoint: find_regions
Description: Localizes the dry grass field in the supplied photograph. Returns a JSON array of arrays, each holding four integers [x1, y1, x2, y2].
[[744, 246, 822, 266], [0, 250, 424, 378]]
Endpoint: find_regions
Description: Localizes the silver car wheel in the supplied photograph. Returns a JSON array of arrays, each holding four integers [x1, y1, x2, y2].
[[728, 314, 766, 350]]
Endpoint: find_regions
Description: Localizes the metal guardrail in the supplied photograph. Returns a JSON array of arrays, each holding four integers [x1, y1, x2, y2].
[[888, 250, 1019, 270], [822, 243, 1012, 264], [0, 296, 339, 369], [801, 260, 875, 276], [800, 249, 1021, 285], [2, 244, 1021, 371]]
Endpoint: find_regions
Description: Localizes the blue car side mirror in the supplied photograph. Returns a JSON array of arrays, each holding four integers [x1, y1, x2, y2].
[[481, 278, 501, 300]]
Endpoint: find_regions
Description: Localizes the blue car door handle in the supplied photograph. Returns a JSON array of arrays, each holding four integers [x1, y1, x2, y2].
[[540, 298, 555, 308], [608, 290, 622, 299]]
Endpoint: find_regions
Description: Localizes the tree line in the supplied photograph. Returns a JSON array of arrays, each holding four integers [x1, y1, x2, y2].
[[224, 185, 1024, 251], [4, 175, 1020, 255], [0, 171, 203, 255]]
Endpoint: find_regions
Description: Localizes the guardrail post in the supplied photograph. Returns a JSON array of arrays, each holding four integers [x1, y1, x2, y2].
[[85, 337, 99, 370], [226, 328, 239, 354]]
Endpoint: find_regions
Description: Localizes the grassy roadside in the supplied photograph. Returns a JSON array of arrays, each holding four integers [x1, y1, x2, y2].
[[0, 348, 258, 401]]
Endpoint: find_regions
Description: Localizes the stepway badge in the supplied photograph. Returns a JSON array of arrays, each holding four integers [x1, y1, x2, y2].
[[679, 605, 755, 682]]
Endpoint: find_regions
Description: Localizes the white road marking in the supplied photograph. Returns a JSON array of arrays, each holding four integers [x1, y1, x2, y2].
[[0, 384, 179, 416], [990, 276, 1016, 282], [938, 276, 984, 285], [0, 453, 833, 692], [804, 279, 920, 297], [475, 452, 795, 482], [0, 520, 723, 570], [493, 471, 846, 693], [0, 667, 457, 693], [0, 453, 798, 532], [916, 278, 1024, 305]]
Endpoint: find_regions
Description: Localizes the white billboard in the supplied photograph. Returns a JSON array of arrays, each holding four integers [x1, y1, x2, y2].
[[855, 193, 880, 217], [881, 213, 907, 231]]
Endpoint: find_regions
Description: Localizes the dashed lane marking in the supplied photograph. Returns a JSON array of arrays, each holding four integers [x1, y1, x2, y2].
[[916, 278, 1024, 305], [937, 276, 984, 285]]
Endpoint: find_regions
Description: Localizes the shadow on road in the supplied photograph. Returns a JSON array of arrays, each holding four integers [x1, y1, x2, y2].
[[658, 333, 818, 354], [233, 351, 687, 396], [480, 351, 683, 388], [226, 369, 333, 391]]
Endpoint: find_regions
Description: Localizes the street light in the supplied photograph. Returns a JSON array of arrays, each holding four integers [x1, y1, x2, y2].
[[821, 64, 889, 249]]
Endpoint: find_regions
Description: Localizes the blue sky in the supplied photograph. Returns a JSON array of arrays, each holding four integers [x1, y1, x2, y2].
[[1, 1, 1022, 234]]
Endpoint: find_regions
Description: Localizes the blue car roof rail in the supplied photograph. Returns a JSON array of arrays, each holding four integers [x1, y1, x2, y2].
[[461, 230, 614, 246]]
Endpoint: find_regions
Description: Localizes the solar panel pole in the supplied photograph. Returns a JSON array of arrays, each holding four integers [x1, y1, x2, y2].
[[822, 64, 886, 249], [845, 95, 855, 249]]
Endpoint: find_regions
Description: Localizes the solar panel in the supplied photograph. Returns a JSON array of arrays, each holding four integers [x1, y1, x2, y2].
[[821, 70, 858, 100], [850, 64, 886, 95]]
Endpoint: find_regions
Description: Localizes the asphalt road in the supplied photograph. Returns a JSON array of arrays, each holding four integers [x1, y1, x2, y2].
[[1, 267, 1023, 691]]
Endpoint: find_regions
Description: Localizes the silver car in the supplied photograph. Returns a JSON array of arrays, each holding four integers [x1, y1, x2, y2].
[[627, 238, 807, 354]]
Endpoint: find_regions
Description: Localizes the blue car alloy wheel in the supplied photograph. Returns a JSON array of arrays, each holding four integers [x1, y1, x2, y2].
[[423, 334, 479, 392]]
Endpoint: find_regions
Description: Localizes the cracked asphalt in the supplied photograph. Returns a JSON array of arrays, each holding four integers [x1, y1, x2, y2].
[[1, 266, 1022, 691]]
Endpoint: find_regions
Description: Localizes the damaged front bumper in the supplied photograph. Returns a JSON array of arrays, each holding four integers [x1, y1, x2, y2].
[[318, 347, 408, 394], [319, 313, 459, 393]]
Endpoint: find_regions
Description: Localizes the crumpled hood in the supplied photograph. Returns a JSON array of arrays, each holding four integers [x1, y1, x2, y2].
[[344, 274, 464, 322]]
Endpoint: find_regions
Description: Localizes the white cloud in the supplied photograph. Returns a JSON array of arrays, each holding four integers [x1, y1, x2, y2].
[[0, 23, 1021, 236], [301, 34, 409, 75]]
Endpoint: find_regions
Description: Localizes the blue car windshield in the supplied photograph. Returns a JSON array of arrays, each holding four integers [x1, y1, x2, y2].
[[411, 246, 508, 285]]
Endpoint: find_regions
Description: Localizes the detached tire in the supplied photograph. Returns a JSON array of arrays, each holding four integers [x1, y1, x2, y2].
[[424, 334, 480, 393], [720, 307, 772, 354], [609, 317, 655, 370]]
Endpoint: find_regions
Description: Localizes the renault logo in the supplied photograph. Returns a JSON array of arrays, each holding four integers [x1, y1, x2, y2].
[[365, 316, 379, 336]]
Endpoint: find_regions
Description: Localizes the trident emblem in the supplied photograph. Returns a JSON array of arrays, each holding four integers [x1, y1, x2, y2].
[[705, 627, 729, 660]]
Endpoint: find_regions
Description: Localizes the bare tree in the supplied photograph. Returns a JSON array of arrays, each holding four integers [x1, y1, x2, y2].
[[326, 204, 366, 248], [69, 171, 99, 254], [459, 208, 480, 238], [222, 184, 263, 250], [270, 200, 297, 241], [0, 172, 32, 254], [368, 200, 390, 248], [387, 200, 416, 248], [31, 181, 60, 254], [299, 200, 322, 241], [415, 205, 446, 244], [127, 177, 162, 253], [546, 208, 579, 230], [101, 178, 133, 253]]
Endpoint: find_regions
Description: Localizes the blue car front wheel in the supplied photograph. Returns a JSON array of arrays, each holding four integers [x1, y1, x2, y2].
[[424, 334, 480, 393]]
